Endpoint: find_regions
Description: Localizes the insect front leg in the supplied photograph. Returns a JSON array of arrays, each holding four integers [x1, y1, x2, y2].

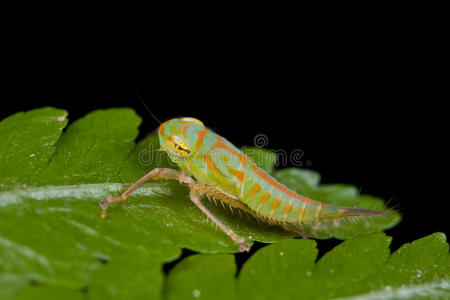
[[187, 187, 251, 252], [100, 168, 251, 252], [99, 167, 182, 218]]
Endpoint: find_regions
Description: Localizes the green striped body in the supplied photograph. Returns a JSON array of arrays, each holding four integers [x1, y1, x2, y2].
[[158, 118, 388, 238]]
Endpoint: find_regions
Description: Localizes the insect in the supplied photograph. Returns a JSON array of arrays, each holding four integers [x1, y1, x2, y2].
[[100, 117, 391, 252]]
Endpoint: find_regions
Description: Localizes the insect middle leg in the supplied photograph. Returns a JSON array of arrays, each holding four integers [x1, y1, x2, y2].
[[99, 167, 251, 252]]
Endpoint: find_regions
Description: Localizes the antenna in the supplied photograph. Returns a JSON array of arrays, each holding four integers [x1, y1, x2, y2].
[[132, 88, 162, 125]]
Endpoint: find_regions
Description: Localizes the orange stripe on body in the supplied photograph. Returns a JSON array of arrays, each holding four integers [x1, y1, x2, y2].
[[226, 166, 245, 182], [252, 165, 313, 203], [159, 119, 173, 136], [298, 205, 306, 223], [179, 122, 191, 135], [271, 199, 281, 213], [205, 154, 220, 174], [315, 202, 323, 220], [211, 137, 249, 166], [194, 128, 209, 151], [284, 204, 293, 217], [250, 184, 261, 198], [234, 170, 245, 182], [260, 192, 270, 204]]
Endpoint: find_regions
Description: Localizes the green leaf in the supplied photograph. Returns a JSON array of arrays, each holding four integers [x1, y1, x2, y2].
[[0, 108, 402, 299], [238, 238, 318, 299], [0, 107, 67, 186], [242, 147, 276, 174], [273, 168, 320, 194], [164, 233, 450, 300], [163, 254, 236, 300], [37, 108, 141, 185]]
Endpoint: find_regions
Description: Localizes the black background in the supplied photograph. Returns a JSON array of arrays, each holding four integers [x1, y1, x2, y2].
[[1, 24, 447, 260], [1, 82, 446, 255]]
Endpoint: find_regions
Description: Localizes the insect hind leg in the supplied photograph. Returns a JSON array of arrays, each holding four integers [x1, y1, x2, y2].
[[188, 187, 250, 252], [177, 174, 251, 252], [280, 222, 308, 239]]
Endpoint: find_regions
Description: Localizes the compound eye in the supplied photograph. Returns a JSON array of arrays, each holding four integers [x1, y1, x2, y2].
[[179, 117, 204, 126], [166, 135, 191, 157]]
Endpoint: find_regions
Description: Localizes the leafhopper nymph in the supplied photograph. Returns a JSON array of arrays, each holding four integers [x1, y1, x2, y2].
[[101, 117, 391, 251]]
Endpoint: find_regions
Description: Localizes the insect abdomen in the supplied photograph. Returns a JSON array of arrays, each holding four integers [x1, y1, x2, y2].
[[241, 164, 321, 224], [242, 163, 390, 227]]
